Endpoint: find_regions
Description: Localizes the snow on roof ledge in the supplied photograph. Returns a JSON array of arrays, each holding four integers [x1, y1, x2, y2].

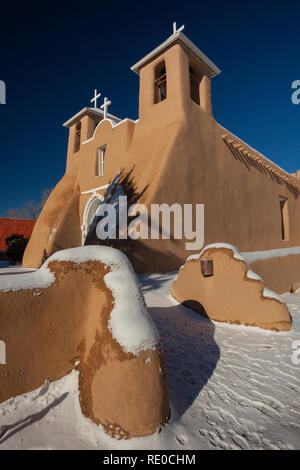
[[63, 107, 122, 128], [242, 246, 300, 263], [0, 246, 160, 356], [131, 31, 221, 78]]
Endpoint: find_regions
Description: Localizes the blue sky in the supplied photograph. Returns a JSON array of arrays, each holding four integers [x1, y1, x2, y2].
[[0, 0, 300, 214]]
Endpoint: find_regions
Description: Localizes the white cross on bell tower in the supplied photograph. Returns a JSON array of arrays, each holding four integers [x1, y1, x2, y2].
[[101, 97, 112, 119], [91, 89, 101, 108], [172, 21, 185, 35]]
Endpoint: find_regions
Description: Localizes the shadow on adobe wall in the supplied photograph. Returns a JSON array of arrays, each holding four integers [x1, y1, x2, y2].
[[85, 167, 185, 273], [223, 139, 299, 199], [148, 301, 220, 420], [85, 166, 148, 253]]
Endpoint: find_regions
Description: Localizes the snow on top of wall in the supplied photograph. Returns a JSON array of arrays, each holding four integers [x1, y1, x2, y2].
[[185, 243, 285, 304], [262, 287, 284, 303], [245, 269, 263, 281], [0, 246, 160, 356], [0, 265, 55, 293], [50, 246, 160, 355], [187, 243, 247, 263], [242, 246, 300, 263]]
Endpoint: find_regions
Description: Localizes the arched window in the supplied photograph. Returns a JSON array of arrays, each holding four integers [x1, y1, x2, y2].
[[0, 340, 6, 365], [154, 61, 167, 104], [82, 193, 104, 244]]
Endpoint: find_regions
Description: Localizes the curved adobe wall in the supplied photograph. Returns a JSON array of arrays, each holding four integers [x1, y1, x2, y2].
[[22, 169, 81, 269], [172, 244, 291, 331], [0, 246, 169, 438]]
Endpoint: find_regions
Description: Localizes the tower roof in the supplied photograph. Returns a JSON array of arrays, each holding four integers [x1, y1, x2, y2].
[[130, 30, 221, 78]]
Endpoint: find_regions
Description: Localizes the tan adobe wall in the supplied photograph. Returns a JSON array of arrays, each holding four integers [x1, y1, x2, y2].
[[246, 254, 300, 295], [0, 247, 170, 439], [172, 244, 291, 331], [23, 169, 82, 269]]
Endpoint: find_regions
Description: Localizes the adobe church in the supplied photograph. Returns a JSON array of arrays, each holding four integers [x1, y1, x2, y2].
[[23, 23, 300, 279]]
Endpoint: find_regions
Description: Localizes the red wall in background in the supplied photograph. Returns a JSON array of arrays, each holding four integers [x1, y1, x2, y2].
[[0, 218, 36, 251]]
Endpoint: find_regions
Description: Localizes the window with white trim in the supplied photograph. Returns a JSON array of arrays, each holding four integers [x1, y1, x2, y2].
[[97, 145, 106, 176]]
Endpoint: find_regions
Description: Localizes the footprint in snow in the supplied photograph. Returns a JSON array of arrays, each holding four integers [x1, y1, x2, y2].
[[176, 435, 188, 445]]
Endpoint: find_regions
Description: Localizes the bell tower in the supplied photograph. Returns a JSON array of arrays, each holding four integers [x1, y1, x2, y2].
[[131, 23, 221, 119]]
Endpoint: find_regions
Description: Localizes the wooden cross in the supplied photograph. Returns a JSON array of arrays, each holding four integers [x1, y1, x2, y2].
[[101, 97, 112, 119], [173, 22, 185, 35], [91, 89, 101, 108]]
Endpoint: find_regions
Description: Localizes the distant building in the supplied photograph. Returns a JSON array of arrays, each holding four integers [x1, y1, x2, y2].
[[0, 218, 36, 251]]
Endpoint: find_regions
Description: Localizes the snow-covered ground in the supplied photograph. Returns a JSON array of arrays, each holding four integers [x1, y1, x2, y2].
[[0, 269, 300, 450]]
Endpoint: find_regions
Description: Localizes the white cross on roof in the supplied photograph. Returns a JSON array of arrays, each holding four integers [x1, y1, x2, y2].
[[91, 89, 101, 109], [173, 21, 185, 35], [100, 97, 112, 119]]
